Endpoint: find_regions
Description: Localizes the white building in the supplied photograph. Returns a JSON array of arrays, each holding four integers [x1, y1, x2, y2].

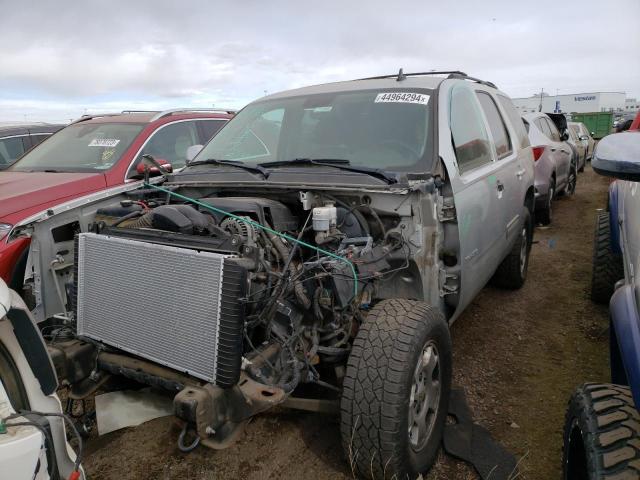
[[625, 98, 640, 112], [513, 92, 627, 114]]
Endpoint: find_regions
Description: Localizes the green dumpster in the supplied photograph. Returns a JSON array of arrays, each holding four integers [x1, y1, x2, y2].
[[569, 112, 613, 139]]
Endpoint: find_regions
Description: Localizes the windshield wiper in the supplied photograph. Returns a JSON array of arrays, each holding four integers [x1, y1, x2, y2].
[[258, 158, 397, 184], [186, 158, 269, 179]]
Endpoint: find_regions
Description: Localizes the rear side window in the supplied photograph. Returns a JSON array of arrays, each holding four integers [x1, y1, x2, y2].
[[535, 118, 553, 139], [498, 95, 529, 147], [449, 84, 493, 173], [0, 136, 27, 167], [545, 118, 561, 141], [476, 92, 512, 159]]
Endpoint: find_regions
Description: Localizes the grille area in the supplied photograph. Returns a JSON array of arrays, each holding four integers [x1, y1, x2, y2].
[[76, 232, 245, 386]]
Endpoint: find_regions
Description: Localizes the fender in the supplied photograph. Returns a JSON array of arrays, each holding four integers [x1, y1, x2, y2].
[[608, 180, 622, 255], [610, 284, 640, 408]]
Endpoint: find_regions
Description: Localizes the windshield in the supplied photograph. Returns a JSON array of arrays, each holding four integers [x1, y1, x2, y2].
[[195, 89, 433, 172], [10, 123, 144, 172]]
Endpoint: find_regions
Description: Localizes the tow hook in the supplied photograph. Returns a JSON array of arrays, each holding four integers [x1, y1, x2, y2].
[[177, 423, 200, 453]]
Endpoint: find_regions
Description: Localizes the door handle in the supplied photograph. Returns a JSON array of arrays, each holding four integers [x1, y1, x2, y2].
[[550, 147, 557, 152], [516, 168, 525, 179], [561, 149, 569, 154], [496, 180, 505, 192]]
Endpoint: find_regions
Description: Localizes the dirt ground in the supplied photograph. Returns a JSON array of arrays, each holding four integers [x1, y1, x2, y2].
[[82, 165, 612, 480]]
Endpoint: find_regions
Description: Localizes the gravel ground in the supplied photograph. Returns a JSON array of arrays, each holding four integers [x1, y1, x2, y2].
[[82, 165, 611, 480]]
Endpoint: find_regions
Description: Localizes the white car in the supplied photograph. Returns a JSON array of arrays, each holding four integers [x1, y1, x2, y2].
[[0, 278, 84, 480], [568, 121, 595, 160]]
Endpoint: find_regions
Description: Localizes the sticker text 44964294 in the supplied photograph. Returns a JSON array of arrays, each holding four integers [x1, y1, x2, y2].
[[374, 92, 430, 105]]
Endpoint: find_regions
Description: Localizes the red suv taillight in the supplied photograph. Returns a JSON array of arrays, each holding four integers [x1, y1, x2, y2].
[[532, 146, 545, 162]]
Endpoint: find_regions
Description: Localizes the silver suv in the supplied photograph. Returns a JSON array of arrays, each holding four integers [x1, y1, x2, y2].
[[18, 70, 534, 479]]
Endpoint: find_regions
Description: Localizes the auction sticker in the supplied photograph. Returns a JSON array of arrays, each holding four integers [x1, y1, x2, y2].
[[89, 138, 120, 147], [375, 92, 429, 105]]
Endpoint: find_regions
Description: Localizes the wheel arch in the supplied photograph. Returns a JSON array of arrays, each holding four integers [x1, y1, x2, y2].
[[609, 284, 640, 408]]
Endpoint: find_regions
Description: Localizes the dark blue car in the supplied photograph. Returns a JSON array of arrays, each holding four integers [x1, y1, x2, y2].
[[563, 130, 640, 479]]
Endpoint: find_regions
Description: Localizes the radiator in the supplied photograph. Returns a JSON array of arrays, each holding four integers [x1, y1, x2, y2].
[[75, 232, 245, 387]]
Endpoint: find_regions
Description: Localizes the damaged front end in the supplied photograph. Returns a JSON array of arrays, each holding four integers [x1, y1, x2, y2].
[[20, 174, 443, 449]]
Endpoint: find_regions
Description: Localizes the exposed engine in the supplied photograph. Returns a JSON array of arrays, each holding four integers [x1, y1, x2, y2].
[[85, 190, 404, 393]]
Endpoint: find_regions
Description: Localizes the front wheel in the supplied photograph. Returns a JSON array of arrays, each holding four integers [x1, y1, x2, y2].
[[340, 299, 452, 479], [563, 384, 640, 479]]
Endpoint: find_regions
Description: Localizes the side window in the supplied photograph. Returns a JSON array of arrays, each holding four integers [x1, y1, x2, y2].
[[220, 108, 284, 161], [535, 118, 553, 139], [497, 95, 530, 147], [136, 121, 199, 172], [476, 92, 512, 159], [449, 84, 493, 174], [198, 119, 227, 145], [30, 134, 52, 147], [545, 119, 561, 141], [0, 136, 26, 167]]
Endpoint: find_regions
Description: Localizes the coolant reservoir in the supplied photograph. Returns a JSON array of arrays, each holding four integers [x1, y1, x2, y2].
[[312, 204, 337, 232]]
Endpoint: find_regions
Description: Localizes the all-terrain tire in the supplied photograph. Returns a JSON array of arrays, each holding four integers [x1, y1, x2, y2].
[[340, 299, 452, 480], [563, 383, 640, 479], [537, 180, 555, 226], [492, 209, 532, 290], [591, 211, 624, 304]]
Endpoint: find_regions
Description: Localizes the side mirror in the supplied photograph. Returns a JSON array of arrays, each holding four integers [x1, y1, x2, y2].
[[136, 157, 173, 176], [579, 135, 588, 141], [186, 145, 203, 162], [561, 132, 569, 141], [592, 132, 640, 181]]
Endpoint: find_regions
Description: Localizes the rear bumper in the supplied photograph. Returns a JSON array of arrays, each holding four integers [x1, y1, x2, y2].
[[610, 284, 640, 409], [0, 238, 30, 285]]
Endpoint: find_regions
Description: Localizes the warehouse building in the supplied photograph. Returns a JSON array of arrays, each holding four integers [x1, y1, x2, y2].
[[513, 91, 628, 114]]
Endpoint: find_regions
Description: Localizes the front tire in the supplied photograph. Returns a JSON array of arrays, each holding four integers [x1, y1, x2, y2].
[[563, 384, 640, 479], [340, 299, 452, 479], [591, 211, 624, 304]]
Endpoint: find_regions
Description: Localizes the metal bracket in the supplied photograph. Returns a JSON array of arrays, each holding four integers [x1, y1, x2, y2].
[[437, 196, 457, 222], [439, 268, 459, 297]]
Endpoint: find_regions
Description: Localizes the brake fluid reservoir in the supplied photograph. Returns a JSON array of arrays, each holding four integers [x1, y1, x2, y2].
[[312, 204, 337, 232]]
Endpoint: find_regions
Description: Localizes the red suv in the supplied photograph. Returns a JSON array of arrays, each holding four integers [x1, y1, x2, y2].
[[0, 109, 233, 292]]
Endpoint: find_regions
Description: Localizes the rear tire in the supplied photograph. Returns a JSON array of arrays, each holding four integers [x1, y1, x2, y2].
[[563, 383, 640, 480], [536, 181, 554, 226], [591, 211, 623, 304], [492, 209, 532, 289], [340, 299, 452, 480], [565, 163, 578, 195]]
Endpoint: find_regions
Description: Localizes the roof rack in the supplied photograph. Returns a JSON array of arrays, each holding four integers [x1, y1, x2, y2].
[[357, 70, 497, 89], [69, 108, 237, 125], [70, 113, 124, 125], [149, 108, 237, 122]]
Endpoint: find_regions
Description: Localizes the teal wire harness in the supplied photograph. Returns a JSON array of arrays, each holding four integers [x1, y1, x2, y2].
[[143, 183, 359, 298]]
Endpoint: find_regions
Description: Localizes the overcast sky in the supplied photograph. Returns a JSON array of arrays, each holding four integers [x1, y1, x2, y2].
[[0, 0, 638, 122]]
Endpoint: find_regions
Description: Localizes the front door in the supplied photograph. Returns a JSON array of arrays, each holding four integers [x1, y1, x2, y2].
[[439, 82, 508, 311]]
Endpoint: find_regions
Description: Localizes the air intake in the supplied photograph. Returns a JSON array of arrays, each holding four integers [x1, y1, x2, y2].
[[75, 232, 245, 387]]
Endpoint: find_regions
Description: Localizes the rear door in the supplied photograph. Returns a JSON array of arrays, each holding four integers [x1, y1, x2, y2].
[[439, 82, 508, 309]]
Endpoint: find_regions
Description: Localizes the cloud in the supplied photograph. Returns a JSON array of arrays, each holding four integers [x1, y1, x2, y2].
[[0, 0, 638, 121]]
